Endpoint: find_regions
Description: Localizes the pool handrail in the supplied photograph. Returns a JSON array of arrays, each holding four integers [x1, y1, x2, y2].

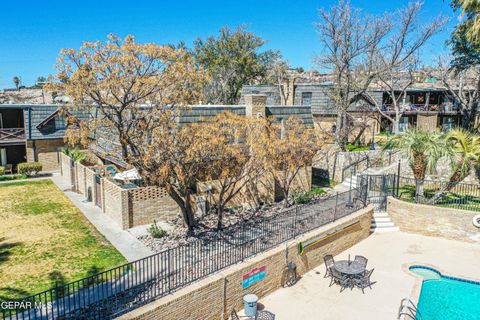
[[398, 297, 422, 320]]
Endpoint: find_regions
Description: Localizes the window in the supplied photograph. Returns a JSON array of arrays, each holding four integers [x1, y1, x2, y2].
[[301, 92, 312, 106]]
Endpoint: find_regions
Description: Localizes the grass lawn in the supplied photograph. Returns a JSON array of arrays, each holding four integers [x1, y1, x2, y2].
[[397, 184, 480, 211], [346, 144, 371, 152], [0, 180, 126, 301]]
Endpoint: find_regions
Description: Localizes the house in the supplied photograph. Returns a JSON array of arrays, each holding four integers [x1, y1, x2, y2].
[[241, 77, 464, 141], [0, 104, 86, 171]]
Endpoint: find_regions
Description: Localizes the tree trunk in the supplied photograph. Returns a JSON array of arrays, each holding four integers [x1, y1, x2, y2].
[[183, 195, 196, 232], [415, 178, 425, 203], [167, 188, 196, 233], [281, 181, 290, 208], [335, 112, 348, 151], [216, 204, 224, 230], [427, 168, 464, 204]]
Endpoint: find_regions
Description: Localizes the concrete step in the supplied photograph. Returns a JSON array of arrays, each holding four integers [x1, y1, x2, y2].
[[372, 217, 392, 223], [370, 226, 400, 233], [371, 221, 395, 228], [373, 211, 389, 218]]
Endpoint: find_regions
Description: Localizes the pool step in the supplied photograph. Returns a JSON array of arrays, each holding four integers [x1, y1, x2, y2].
[[370, 211, 399, 233]]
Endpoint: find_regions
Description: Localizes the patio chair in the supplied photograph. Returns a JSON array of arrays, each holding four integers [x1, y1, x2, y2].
[[230, 309, 240, 320], [255, 310, 275, 320], [4, 164, 13, 175], [353, 269, 375, 294], [329, 268, 351, 292], [323, 254, 335, 278], [353, 255, 368, 271]]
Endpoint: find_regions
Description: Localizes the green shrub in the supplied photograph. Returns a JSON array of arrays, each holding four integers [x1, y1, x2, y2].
[[17, 162, 43, 176], [0, 167, 4, 176], [147, 220, 167, 239], [0, 174, 28, 181], [294, 187, 326, 204], [62, 147, 87, 163]]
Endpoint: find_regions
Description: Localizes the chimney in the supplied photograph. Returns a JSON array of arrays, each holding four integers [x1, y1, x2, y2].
[[245, 94, 267, 118]]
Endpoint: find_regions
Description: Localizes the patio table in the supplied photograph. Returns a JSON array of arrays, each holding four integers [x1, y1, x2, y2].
[[333, 260, 365, 276]]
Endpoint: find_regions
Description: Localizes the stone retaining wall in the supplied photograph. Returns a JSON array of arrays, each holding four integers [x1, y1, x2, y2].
[[387, 197, 479, 243], [119, 206, 373, 320]]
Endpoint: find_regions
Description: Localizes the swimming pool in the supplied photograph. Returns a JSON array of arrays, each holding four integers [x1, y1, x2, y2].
[[410, 265, 480, 320]]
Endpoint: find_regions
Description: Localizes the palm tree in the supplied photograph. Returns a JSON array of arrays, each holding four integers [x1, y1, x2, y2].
[[428, 128, 480, 204], [12, 76, 21, 90], [388, 128, 449, 203]]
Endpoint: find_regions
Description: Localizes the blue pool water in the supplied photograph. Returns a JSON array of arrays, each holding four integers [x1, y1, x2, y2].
[[410, 266, 480, 320]]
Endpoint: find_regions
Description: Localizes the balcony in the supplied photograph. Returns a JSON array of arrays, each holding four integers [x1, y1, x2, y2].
[[0, 128, 26, 144], [380, 103, 460, 114]]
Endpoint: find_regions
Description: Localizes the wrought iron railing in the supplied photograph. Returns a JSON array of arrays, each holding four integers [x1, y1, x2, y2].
[[1, 189, 365, 319], [341, 156, 370, 182], [398, 297, 422, 320], [394, 176, 480, 212]]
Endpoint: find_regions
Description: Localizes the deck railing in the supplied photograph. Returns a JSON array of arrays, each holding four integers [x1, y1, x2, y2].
[[0, 128, 25, 142]]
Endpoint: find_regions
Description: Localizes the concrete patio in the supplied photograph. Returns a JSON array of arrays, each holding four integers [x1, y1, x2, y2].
[[253, 231, 480, 320]]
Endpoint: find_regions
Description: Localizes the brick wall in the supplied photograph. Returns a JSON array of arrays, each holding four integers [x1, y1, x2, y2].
[[60, 152, 73, 187], [128, 187, 180, 226], [388, 197, 479, 243], [26, 139, 64, 171], [120, 206, 373, 320], [74, 162, 97, 201], [102, 178, 130, 229]]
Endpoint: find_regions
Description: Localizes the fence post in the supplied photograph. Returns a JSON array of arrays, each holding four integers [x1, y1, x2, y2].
[[293, 206, 298, 238], [334, 192, 339, 221], [167, 248, 172, 292], [396, 160, 401, 198], [241, 224, 245, 262]]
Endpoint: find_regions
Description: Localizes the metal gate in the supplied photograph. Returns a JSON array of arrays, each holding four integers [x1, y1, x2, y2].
[[357, 174, 396, 212]]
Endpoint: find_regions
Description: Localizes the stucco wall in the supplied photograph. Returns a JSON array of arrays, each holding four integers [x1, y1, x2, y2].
[[387, 197, 480, 243], [119, 206, 373, 320]]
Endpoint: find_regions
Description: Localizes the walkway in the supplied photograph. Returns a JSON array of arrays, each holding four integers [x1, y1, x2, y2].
[[253, 232, 480, 320], [51, 174, 153, 262]]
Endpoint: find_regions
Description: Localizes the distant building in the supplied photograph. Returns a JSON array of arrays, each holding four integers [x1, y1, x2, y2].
[[0, 104, 87, 171], [241, 76, 464, 142]]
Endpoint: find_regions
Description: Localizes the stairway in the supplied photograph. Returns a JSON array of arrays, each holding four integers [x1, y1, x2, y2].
[[370, 211, 399, 233], [337, 165, 400, 233], [339, 168, 379, 191]]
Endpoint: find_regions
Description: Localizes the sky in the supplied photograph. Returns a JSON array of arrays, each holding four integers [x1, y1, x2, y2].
[[0, 0, 459, 89]]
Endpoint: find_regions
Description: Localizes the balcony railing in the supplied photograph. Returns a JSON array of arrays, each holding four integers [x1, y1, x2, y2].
[[381, 103, 460, 113], [0, 128, 26, 142]]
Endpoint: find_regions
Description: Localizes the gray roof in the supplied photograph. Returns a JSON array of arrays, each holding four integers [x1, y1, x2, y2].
[[0, 104, 88, 140], [178, 105, 313, 126], [241, 84, 383, 115]]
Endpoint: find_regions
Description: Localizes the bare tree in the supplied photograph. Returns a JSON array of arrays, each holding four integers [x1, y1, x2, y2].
[[316, 1, 446, 148], [267, 59, 291, 105], [368, 3, 446, 134], [435, 57, 480, 130]]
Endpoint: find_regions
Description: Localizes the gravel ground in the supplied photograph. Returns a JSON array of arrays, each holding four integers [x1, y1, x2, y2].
[[137, 191, 338, 253]]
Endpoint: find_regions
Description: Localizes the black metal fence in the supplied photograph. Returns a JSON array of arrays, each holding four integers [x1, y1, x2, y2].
[[2, 189, 365, 320], [340, 149, 400, 182], [341, 156, 369, 182], [357, 174, 396, 212], [394, 176, 480, 212]]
